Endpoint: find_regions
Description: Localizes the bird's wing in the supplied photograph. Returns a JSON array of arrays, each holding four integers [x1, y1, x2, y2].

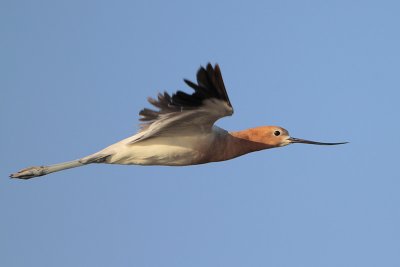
[[129, 63, 233, 144]]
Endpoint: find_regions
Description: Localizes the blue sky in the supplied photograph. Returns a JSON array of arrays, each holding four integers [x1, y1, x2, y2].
[[1, 0, 399, 266]]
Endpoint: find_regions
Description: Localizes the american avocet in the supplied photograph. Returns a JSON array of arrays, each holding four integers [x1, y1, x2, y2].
[[10, 63, 347, 179]]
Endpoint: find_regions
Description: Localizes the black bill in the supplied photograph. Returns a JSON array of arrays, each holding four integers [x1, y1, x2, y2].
[[288, 137, 348, 145]]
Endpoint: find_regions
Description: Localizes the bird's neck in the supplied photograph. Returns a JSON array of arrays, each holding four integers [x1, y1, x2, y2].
[[222, 129, 273, 160]]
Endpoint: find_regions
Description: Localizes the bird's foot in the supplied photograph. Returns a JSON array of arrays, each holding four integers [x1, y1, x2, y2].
[[10, 166, 47, 179]]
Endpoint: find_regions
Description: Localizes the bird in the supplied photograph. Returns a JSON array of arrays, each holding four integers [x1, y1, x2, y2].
[[10, 63, 347, 179]]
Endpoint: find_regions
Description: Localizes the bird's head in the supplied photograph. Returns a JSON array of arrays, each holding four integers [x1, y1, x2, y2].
[[245, 126, 348, 147]]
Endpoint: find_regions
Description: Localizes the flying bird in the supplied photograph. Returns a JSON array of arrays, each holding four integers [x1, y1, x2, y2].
[[10, 63, 347, 179]]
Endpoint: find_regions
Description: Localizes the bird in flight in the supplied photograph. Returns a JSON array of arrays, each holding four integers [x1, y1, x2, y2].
[[10, 63, 347, 179]]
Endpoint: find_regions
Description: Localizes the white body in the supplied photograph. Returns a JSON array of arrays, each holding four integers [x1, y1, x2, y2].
[[84, 126, 228, 166]]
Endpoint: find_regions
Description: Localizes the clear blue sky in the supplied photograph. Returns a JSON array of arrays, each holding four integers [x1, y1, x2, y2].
[[1, 1, 399, 266]]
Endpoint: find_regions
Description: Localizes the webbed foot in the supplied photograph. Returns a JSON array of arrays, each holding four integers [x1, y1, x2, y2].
[[10, 166, 48, 179]]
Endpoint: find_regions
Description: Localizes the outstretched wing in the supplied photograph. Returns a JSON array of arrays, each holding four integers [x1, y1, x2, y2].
[[131, 63, 233, 144]]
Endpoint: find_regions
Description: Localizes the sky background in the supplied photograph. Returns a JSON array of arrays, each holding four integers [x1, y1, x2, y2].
[[1, 0, 400, 266]]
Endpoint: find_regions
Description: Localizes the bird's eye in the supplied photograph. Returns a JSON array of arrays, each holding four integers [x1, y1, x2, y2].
[[274, 130, 281, 136]]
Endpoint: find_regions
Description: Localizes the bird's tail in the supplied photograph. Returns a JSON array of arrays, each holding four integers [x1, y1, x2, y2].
[[10, 154, 111, 179]]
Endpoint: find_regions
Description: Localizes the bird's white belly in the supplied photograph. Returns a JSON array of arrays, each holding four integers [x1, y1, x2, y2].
[[102, 135, 213, 166]]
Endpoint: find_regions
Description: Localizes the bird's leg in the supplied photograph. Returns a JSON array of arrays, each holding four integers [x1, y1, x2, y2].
[[10, 154, 111, 179], [10, 160, 84, 179]]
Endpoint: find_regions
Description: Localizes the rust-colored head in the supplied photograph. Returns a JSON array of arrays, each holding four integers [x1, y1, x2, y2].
[[237, 126, 348, 148], [240, 126, 290, 147]]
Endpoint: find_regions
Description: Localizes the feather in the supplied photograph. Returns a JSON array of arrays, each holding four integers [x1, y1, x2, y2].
[[132, 63, 234, 144]]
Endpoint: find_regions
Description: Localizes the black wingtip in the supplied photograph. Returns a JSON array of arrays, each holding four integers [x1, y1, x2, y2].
[[139, 62, 233, 128]]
